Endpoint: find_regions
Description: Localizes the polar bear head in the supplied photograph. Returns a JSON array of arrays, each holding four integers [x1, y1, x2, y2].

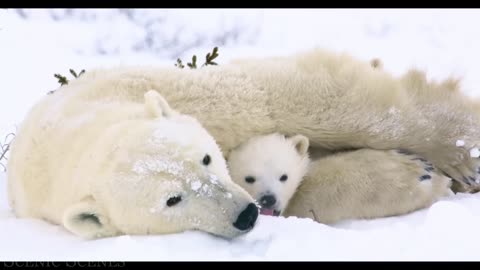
[[63, 90, 258, 239], [227, 133, 310, 217]]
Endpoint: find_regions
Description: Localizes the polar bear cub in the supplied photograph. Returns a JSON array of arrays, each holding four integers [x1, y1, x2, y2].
[[228, 133, 453, 223], [227, 133, 310, 216]]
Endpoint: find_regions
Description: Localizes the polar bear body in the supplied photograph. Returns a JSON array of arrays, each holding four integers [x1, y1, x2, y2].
[[50, 49, 480, 190], [8, 48, 480, 238]]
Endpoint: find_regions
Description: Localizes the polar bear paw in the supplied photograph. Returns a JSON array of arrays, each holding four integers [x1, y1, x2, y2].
[[395, 149, 440, 182], [428, 139, 480, 193], [396, 148, 480, 194]]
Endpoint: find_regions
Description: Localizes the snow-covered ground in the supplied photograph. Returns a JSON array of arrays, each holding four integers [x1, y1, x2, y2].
[[1, 172, 480, 261], [2, 9, 480, 260]]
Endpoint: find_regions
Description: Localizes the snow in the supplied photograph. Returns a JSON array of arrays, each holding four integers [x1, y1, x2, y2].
[[132, 156, 185, 177], [2, 170, 480, 261], [2, 8, 480, 260], [470, 147, 480, 158], [191, 180, 202, 191], [456, 140, 465, 147]]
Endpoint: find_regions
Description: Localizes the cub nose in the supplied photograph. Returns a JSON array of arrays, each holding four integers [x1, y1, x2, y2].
[[233, 203, 259, 231], [259, 194, 276, 208]]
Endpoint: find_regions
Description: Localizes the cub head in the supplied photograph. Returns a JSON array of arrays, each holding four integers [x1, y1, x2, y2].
[[227, 133, 310, 217], [63, 90, 258, 239]]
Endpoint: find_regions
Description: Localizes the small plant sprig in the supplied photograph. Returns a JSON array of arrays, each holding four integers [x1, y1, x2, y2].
[[0, 132, 15, 172], [187, 55, 197, 69], [50, 68, 86, 95], [54, 68, 86, 87], [69, 68, 85, 79], [203, 47, 219, 67], [175, 59, 185, 69], [370, 58, 382, 69], [54, 74, 69, 86], [175, 47, 219, 70]]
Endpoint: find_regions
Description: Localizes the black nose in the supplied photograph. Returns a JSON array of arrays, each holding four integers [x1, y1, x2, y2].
[[259, 194, 276, 208], [233, 203, 258, 231]]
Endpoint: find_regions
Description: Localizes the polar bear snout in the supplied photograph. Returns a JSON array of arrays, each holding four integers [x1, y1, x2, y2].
[[259, 194, 276, 208], [232, 203, 259, 231], [258, 194, 281, 216]]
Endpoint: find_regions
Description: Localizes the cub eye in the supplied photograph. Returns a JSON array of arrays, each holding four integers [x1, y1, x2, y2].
[[280, 174, 288, 182], [202, 154, 211, 166], [166, 196, 182, 207], [245, 176, 256, 184]]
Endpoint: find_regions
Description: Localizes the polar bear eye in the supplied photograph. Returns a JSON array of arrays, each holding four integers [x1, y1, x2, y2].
[[279, 174, 288, 182], [202, 154, 211, 166], [166, 196, 182, 207], [245, 176, 256, 184]]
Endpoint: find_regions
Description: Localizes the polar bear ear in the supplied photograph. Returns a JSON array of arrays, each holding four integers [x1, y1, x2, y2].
[[62, 196, 118, 239], [144, 90, 176, 118], [289, 134, 309, 157]]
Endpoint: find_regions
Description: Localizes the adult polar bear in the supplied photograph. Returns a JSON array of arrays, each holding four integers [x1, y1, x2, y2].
[[7, 89, 259, 239], [7, 48, 480, 239]]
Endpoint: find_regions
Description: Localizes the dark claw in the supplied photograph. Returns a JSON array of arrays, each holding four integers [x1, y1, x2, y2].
[[412, 157, 428, 163], [469, 176, 476, 183], [419, 175, 431, 181], [397, 149, 412, 155], [463, 177, 472, 185], [425, 166, 434, 172]]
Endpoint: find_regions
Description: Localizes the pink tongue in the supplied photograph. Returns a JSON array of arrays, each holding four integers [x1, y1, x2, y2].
[[260, 208, 275, 216]]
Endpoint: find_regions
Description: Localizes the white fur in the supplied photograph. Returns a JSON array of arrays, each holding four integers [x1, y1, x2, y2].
[[8, 47, 480, 238], [230, 133, 453, 224], [284, 149, 453, 224], [7, 90, 256, 239], [228, 133, 310, 214]]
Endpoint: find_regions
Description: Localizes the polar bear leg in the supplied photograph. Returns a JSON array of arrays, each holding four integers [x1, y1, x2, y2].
[[283, 148, 452, 224]]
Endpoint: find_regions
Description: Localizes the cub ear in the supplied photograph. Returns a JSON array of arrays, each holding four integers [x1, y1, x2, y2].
[[144, 90, 177, 118], [62, 196, 118, 239], [289, 134, 309, 157]]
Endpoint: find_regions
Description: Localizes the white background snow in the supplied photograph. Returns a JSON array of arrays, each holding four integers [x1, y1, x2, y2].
[[2, 8, 480, 261]]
